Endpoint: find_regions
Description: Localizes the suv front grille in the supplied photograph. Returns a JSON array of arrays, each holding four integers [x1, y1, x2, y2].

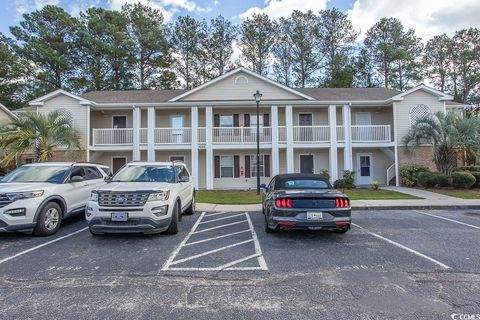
[[98, 192, 150, 207], [0, 194, 12, 208]]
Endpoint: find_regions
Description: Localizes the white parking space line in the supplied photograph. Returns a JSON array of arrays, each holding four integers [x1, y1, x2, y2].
[[184, 229, 251, 246], [192, 220, 247, 234], [413, 210, 480, 230], [352, 223, 451, 270], [0, 227, 88, 265], [199, 213, 245, 224], [201, 211, 228, 217], [161, 212, 268, 271]]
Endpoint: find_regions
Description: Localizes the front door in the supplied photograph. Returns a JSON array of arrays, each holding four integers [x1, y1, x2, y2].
[[357, 154, 373, 185], [171, 115, 184, 143], [355, 112, 372, 141], [112, 157, 127, 174], [300, 155, 314, 174], [298, 114, 313, 141], [112, 116, 127, 128], [299, 113, 313, 126]]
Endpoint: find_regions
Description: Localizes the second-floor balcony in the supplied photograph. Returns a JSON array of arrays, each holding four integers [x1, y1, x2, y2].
[[92, 125, 392, 147]]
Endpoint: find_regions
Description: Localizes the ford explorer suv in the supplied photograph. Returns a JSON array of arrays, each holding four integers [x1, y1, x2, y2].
[[86, 161, 195, 235], [0, 162, 110, 236]]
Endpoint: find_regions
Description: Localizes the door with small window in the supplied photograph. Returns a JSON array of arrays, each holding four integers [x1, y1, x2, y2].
[[170, 115, 184, 143], [357, 154, 373, 185]]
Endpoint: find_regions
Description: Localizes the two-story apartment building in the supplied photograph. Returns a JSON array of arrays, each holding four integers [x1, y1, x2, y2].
[[25, 67, 463, 189]]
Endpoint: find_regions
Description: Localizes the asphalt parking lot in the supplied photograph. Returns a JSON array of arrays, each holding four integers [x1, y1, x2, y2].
[[1, 209, 480, 320]]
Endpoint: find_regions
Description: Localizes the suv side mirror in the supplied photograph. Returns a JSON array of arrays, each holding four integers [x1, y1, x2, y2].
[[180, 175, 189, 183], [70, 175, 84, 183], [104, 176, 112, 182]]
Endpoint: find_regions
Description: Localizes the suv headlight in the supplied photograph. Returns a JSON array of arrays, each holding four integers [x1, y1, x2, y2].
[[6, 190, 44, 202], [89, 192, 98, 202], [148, 191, 169, 202]]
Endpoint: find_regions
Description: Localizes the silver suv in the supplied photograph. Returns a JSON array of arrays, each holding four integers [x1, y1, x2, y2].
[[86, 161, 195, 235], [0, 162, 110, 236]]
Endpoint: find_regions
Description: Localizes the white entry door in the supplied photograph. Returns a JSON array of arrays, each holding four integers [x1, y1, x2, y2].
[[357, 154, 373, 185], [170, 115, 184, 143], [355, 112, 372, 141]]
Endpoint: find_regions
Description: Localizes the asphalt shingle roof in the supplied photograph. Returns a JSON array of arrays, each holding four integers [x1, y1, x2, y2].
[[296, 87, 401, 101], [80, 89, 188, 104]]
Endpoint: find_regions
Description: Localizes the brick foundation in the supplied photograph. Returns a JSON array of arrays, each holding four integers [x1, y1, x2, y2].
[[20, 150, 87, 164], [398, 146, 460, 171]]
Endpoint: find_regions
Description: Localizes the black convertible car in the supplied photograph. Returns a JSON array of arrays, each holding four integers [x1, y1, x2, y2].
[[261, 174, 351, 233]]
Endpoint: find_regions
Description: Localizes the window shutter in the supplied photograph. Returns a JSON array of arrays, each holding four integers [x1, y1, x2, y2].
[[234, 155, 240, 178], [245, 155, 250, 178], [264, 155, 271, 177], [233, 114, 239, 127], [214, 114, 220, 127], [244, 114, 250, 127], [214, 156, 220, 178], [263, 113, 270, 126]]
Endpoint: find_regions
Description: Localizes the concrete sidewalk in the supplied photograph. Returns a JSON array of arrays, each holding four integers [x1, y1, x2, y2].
[[196, 187, 480, 212]]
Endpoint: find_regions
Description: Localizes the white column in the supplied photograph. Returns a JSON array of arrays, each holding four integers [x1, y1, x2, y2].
[[329, 105, 338, 182], [393, 102, 400, 186], [132, 105, 141, 161], [205, 106, 214, 190], [147, 107, 155, 161], [271, 105, 279, 176], [285, 104, 294, 173], [342, 104, 352, 171], [191, 106, 199, 189]]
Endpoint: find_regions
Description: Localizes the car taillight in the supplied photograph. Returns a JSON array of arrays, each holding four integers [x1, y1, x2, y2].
[[275, 197, 292, 208], [335, 198, 349, 208]]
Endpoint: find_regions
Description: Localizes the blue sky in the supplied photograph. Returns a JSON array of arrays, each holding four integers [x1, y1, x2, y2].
[[1, 0, 479, 40]]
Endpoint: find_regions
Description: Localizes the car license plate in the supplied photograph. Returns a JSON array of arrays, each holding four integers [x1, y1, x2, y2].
[[307, 212, 323, 220], [111, 212, 128, 222]]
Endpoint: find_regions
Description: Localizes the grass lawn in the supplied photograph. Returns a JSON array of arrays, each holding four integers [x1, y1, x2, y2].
[[342, 188, 422, 200], [196, 188, 421, 204], [428, 188, 480, 199]]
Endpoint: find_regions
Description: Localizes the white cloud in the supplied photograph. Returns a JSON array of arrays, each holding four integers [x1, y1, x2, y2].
[[108, 0, 211, 21], [347, 0, 480, 41], [15, 0, 59, 16], [239, 0, 328, 20]]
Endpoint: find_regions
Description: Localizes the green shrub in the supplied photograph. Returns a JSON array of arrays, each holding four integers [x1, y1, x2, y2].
[[371, 181, 380, 190], [451, 171, 476, 189], [453, 166, 480, 172], [471, 172, 480, 187], [319, 168, 330, 181], [333, 170, 356, 189], [399, 164, 430, 187], [417, 172, 449, 188]]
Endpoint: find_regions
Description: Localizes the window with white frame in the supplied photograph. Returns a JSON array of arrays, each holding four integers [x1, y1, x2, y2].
[[220, 156, 234, 178], [250, 114, 264, 127], [250, 155, 264, 177], [220, 115, 233, 127]]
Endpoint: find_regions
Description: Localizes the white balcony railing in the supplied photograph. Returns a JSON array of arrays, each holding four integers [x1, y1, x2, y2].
[[212, 127, 272, 144], [352, 125, 391, 142], [93, 128, 133, 145], [92, 124, 392, 147]]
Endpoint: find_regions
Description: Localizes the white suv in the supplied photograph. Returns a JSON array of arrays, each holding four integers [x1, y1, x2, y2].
[[0, 162, 110, 236], [86, 161, 195, 235]]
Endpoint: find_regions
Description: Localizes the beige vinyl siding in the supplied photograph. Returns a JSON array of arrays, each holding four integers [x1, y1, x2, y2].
[[351, 107, 393, 126], [39, 95, 89, 148], [293, 149, 329, 174], [213, 150, 272, 189], [352, 148, 392, 185], [91, 110, 133, 129], [91, 151, 133, 168], [293, 107, 329, 125], [279, 149, 287, 174], [395, 90, 444, 144], [181, 71, 305, 101]]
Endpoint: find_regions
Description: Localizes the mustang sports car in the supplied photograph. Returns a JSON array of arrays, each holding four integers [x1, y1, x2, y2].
[[261, 174, 351, 233]]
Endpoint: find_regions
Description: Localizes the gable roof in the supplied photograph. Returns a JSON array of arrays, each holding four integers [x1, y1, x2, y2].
[[29, 89, 91, 106], [391, 84, 453, 101], [169, 67, 315, 101], [0, 103, 17, 120], [81, 89, 187, 104], [296, 87, 401, 101]]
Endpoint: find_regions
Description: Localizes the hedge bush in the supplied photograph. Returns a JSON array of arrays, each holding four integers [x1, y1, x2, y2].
[[333, 170, 355, 189], [417, 172, 449, 188], [399, 164, 430, 187], [451, 171, 476, 189], [453, 166, 480, 172], [471, 172, 480, 187]]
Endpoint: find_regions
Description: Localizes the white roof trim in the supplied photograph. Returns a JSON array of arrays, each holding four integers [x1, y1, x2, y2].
[[29, 89, 92, 106], [0, 103, 17, 120], [391, 84, 453, 101], [169, 67, 315, 101]]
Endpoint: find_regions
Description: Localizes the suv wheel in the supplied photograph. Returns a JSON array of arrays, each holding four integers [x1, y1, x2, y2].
[[184, 194, 195, 215], [166, 202, 179, 235], [34, 202, 63, 236]]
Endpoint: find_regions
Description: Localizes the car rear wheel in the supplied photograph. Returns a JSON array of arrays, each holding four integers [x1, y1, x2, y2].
[[34, 202, 63, 236], [184, 194, 195, 215], [166, 202, 179, 235], [264, 214, 277, 233]]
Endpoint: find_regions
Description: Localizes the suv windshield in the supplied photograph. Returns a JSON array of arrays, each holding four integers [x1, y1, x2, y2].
[[111, 165, 175, 183], [0, 165, 70, 184]]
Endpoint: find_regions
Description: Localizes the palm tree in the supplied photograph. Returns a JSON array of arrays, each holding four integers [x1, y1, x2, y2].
[[0, 110, 82, 165], [403, 111, 480, 176]]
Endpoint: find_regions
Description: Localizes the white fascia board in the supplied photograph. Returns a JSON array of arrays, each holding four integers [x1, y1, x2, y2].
[[0, 103, 18, 119], [29, 89, 92, 105], [391, 84, 453, 101], [169, 67, 315, 101]]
